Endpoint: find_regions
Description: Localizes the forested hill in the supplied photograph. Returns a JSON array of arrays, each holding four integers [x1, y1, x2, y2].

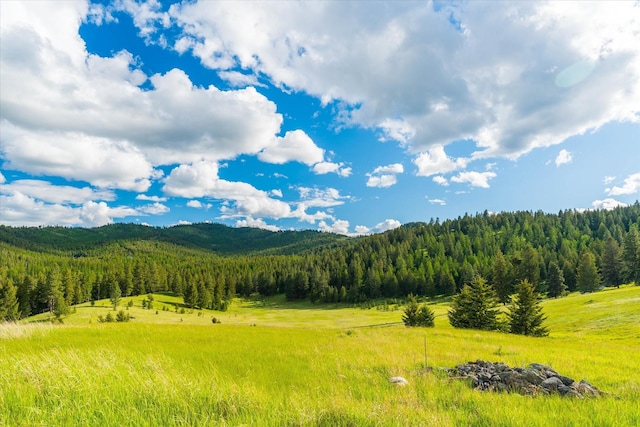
[[1, 204, 639, 320], [0, 222, 347, 256]]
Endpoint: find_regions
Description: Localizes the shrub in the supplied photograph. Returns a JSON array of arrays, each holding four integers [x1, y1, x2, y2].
[[98, 312, 116, 323], [402, 295, 435, 327], [116, 310, 130, 322]]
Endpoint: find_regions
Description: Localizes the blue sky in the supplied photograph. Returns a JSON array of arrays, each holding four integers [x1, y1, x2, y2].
[[1, 1, 639, 235]]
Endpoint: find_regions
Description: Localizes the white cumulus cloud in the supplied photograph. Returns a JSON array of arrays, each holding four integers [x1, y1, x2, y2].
[[366, 175, 398, 188], [427, 198, 447, 206], [432, 176, 449, 186], [0, 192, 139, 227], [366, 163, 404, 188], [258, 130, 325, 166], [371, 219, 401, 233], [555, 149, 573, 167], [139, 202, 170, 215], [132, 1, 640, 160], [451, 171, 497, 188], [414, 145, 468, 177], [592, 198, 628, 210], [606, 172, 640, 195], [0, 179, 114, 204], [0, 1, 317, 199], [136, 194, 167, 202], [311, 161, 352, 177], [235, 216, 280, 232], [318, 219, 351, 235]]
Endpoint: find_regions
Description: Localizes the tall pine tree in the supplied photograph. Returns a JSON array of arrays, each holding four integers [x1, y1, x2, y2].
[[546, 261, 567, 298], [577, 250, 600, 293], [508, 279, 549, 337], [601, 237, 623, 287], [622, 227, 640, 285], [492, 249, 511, 303], [0, 278, 21, 321]]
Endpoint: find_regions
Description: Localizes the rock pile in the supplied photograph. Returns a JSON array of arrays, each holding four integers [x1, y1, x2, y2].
[[448, 360, 603, 397]]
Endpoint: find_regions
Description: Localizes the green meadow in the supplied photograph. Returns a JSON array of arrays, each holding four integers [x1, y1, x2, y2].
[[2, 286, 639, 426]]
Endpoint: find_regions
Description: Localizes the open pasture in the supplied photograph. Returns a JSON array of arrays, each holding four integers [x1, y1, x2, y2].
[[1, 286, 639, 426]]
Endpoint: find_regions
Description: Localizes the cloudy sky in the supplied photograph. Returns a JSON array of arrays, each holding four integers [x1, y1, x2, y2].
[[1, 1, 639, 234]]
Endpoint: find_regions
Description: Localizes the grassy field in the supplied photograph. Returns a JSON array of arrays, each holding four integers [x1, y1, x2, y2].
[[1, 286, 639, 426]]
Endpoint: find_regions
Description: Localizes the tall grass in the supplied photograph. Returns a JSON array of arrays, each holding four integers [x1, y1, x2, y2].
[[2, 286, 639, 426]]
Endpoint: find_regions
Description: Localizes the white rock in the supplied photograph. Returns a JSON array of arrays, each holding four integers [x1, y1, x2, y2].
[[389, 376, 409, 386]]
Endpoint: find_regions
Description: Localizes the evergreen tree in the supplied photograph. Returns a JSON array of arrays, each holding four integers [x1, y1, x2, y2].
[[109, 279, 122, 310], [17, 276, 34, 319], [121, 265, 134, 297], [382, 269, 399, 297], [601, 237, 623, 287], [622, 226, 640, 285], [0, 278, 21, 321], [183, 281, 198, 308], [438, 267, 456, 296], [514, 244, 541, 291], [197, 280, 212, 309], [364, 267, 382, 299], [576, 250, 600, 293], [62, 268, 75, 306], [43, 266, 69, 316], [508, 279, 549, 337], [224, 275, 236, 300], [492, 249, 511, 303], [402, 295, 435, 327], [448, 276, 499, 331], [546, 261, 567, 298], [132, 262, 147, 296]]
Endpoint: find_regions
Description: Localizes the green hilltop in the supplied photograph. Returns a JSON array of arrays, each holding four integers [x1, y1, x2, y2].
[[0, 222, 347, 256]]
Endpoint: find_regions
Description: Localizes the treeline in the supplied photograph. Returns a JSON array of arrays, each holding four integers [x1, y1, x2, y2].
[[1, 204, 639, 320]]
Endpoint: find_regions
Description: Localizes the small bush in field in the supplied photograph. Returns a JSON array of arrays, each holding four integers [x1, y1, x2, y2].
[[116, 310, 130, 322], [402, 295, 435, 327]]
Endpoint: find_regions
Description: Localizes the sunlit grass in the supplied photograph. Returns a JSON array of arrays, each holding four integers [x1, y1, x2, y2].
[[2, 286, 639, 426]]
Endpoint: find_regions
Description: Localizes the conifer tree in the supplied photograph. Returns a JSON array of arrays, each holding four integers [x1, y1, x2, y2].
[[17, 276, 34, 319], [514, 244, 541, 291], [577, 250, 600, 293], [622, 227, 640, 285], [492, 249, 511, 303], [0, 278, 20, 321], [601, 237, 623, 287], [109, 279, 121, 311], [402, 295, 435, 327], [448, 276, 499, 331], [508, 279, 549, 337], [438, 267, 456, 296], [546, 261, 567, 298], [183, 281, 198, 308], [62, 268, 75, 306], [43, 266, 69, 316], [197, 280, 212, 309]]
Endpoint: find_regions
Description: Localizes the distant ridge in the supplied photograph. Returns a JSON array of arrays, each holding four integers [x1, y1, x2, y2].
[[0, 222, 347, 256]]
